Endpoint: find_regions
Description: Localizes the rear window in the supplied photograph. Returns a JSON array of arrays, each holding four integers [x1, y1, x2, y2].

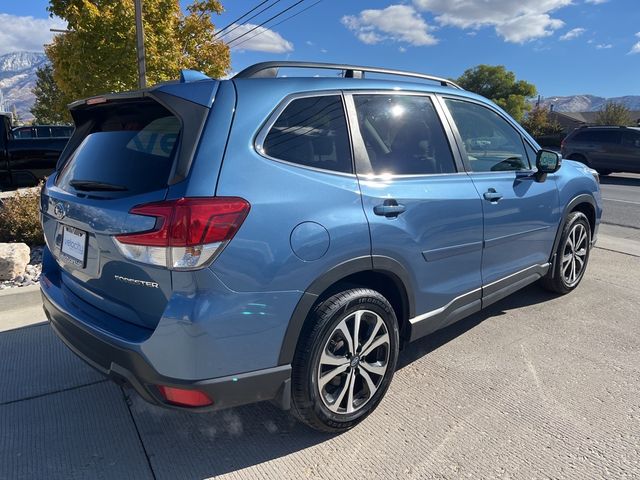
[[57, 101, 180, 196]]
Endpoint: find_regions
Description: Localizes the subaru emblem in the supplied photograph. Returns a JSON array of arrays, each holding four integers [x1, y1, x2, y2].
[[53, 202, 67, 220]]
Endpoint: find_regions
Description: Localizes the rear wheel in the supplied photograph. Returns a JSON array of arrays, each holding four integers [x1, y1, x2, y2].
[[540, 211, 591, 294], [291, 288, 399, 432]]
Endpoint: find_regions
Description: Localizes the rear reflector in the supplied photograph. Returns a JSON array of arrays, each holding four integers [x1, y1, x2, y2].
[[114, 197, 250, 270], [157, 385, 213, 407]]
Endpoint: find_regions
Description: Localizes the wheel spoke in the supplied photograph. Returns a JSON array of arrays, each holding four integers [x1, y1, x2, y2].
[[562, 253, 572, 265], [575, 248, 587, 258], [571, 257, 577, 282], [320, 349, 348, 367], [353, 310, 362, 353], [576, 228, 586, 249], [319, 363, 349, 389], [360, 316, 384, 355], [362, 332, 390, 357], [329, 372, 351, 412], [335, 319, 354, 356], [360, 360, 387, 377], [346, 370, 356, 413], [358, 368, 377, 397]]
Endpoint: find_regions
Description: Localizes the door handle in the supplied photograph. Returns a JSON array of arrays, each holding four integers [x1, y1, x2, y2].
[[483, 188, 503, 202], [374, 199, 406, 218]]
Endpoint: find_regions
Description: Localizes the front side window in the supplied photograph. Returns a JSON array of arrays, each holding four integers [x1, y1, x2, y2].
[[445, 99, 530, 172], [353, 94, 456, 175], [262, 95, 352, 173]]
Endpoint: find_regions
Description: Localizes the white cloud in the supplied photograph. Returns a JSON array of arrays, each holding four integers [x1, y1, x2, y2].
[[585, 0, 608, 4], [342, 5, 438, 47], [630, 42, 640, 54], [596, 43, 613, 49], [0, 14, 66, 55], [636, 32, 640, 38], [228, 24, 293, 53], [413, 0, 569, 43], [560, 27, 586, 40]]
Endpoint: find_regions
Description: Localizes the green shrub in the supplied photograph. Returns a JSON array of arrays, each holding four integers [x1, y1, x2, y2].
[[0, 187, 44, 246]]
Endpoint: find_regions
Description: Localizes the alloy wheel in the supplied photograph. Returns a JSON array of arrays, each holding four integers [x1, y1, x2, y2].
[[316, 310, 390, 414], [562, 222, 588, 287]]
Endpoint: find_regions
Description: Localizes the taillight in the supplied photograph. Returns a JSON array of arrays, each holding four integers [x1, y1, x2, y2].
[[114, 197, 250, 270]]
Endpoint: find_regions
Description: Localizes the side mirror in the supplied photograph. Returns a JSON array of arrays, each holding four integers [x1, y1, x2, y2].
[[536, 149, 561, 173]]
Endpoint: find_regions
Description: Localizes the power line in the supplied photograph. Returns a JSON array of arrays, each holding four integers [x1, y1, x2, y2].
[[214, 0, 273, 38], [225, 0, 307, 47], [231, 0, 323, 50], [215, 0, 284, 40]]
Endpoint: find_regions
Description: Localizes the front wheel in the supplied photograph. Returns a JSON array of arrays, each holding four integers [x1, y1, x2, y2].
[[291, 288, 399, 432], [540, 211, 591, 294]]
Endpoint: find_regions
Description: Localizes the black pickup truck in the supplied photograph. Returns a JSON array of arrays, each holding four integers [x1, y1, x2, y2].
[[1, 113, 70, 190]]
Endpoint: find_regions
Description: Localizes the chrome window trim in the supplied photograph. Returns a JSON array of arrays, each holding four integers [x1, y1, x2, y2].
[[253, 90, 356, 177]]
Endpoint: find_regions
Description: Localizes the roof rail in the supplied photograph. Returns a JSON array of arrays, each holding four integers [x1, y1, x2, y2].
[[233, 61, 463, 89]]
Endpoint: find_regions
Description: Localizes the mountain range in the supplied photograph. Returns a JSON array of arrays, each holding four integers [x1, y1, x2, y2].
[[0, 52, 48, 121], [0, 51, 639, 121]]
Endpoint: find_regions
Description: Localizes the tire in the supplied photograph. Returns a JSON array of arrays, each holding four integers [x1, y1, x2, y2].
[[291, 288, 400, 432], [540, 211, 591, 294]]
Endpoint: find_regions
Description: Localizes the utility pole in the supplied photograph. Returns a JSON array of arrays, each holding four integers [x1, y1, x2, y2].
[[134, 0, 147, 89]]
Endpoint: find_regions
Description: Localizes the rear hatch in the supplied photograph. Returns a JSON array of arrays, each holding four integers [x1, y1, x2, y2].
[[41, 85, 215, 330]]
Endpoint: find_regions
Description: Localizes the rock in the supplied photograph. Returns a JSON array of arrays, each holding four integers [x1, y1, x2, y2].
[[0, 243, 31, 281]]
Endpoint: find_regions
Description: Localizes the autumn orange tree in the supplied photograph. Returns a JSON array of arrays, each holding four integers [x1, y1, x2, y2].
[[44, 0, 230, 106]]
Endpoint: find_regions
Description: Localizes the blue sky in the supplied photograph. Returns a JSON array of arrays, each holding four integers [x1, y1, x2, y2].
[[1, 0, 639, 97]]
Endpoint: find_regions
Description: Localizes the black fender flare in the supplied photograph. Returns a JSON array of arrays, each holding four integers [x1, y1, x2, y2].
[[277, 255, 415, 365], [549, 194, 597, 267]]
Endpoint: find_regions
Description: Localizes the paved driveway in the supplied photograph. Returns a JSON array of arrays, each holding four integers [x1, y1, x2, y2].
[[1, 245, 638, 479]]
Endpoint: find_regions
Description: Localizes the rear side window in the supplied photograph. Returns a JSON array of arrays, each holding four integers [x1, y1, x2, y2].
[[573, 130, 621, 144], [57, 100, 180, 196], [353, 94, 456, 175], [262, 95, 352, 173]]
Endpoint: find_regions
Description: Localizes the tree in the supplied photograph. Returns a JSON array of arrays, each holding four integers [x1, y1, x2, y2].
[[521, 105, 563, 138], [45, 0, 230, 104], [31, 64, 70, 124], [595, 101, 632, 126], [455, 65, 537, 122]]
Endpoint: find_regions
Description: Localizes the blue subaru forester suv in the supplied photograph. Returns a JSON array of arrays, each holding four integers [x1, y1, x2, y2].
[[40, 62, 602, 432]]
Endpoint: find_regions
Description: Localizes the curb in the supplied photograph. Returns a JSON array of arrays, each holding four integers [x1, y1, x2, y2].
[[0, 284, 44, 332], [595, 234, 640, 258]]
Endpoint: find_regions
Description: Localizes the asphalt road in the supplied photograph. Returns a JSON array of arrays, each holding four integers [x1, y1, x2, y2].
[[600, 173, 640, 239], [1, 245, 639, 479]]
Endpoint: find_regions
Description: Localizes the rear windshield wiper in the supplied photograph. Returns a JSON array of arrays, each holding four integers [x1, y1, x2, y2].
[[69, 180, 128, 192]]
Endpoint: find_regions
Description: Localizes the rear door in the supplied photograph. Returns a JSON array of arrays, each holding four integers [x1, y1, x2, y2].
[[621, 129, 640, 172], [346, 92, 484, 337], [41, 90, 213, 330], [441, 97, 561, 288]]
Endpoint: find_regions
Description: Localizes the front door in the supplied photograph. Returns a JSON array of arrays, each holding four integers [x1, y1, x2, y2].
[[442, 97, 561, 287], [346, 92, 484, 337]]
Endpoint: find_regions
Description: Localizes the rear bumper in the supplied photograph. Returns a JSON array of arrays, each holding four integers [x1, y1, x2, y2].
[[41, 286, 292, 412]]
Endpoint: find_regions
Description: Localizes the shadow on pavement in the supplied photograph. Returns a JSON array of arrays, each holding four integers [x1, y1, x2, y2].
[[398, 283, 556, 369]]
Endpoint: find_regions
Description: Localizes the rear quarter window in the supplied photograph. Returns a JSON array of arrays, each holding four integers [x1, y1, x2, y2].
[[260, 95, 352, 174]]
